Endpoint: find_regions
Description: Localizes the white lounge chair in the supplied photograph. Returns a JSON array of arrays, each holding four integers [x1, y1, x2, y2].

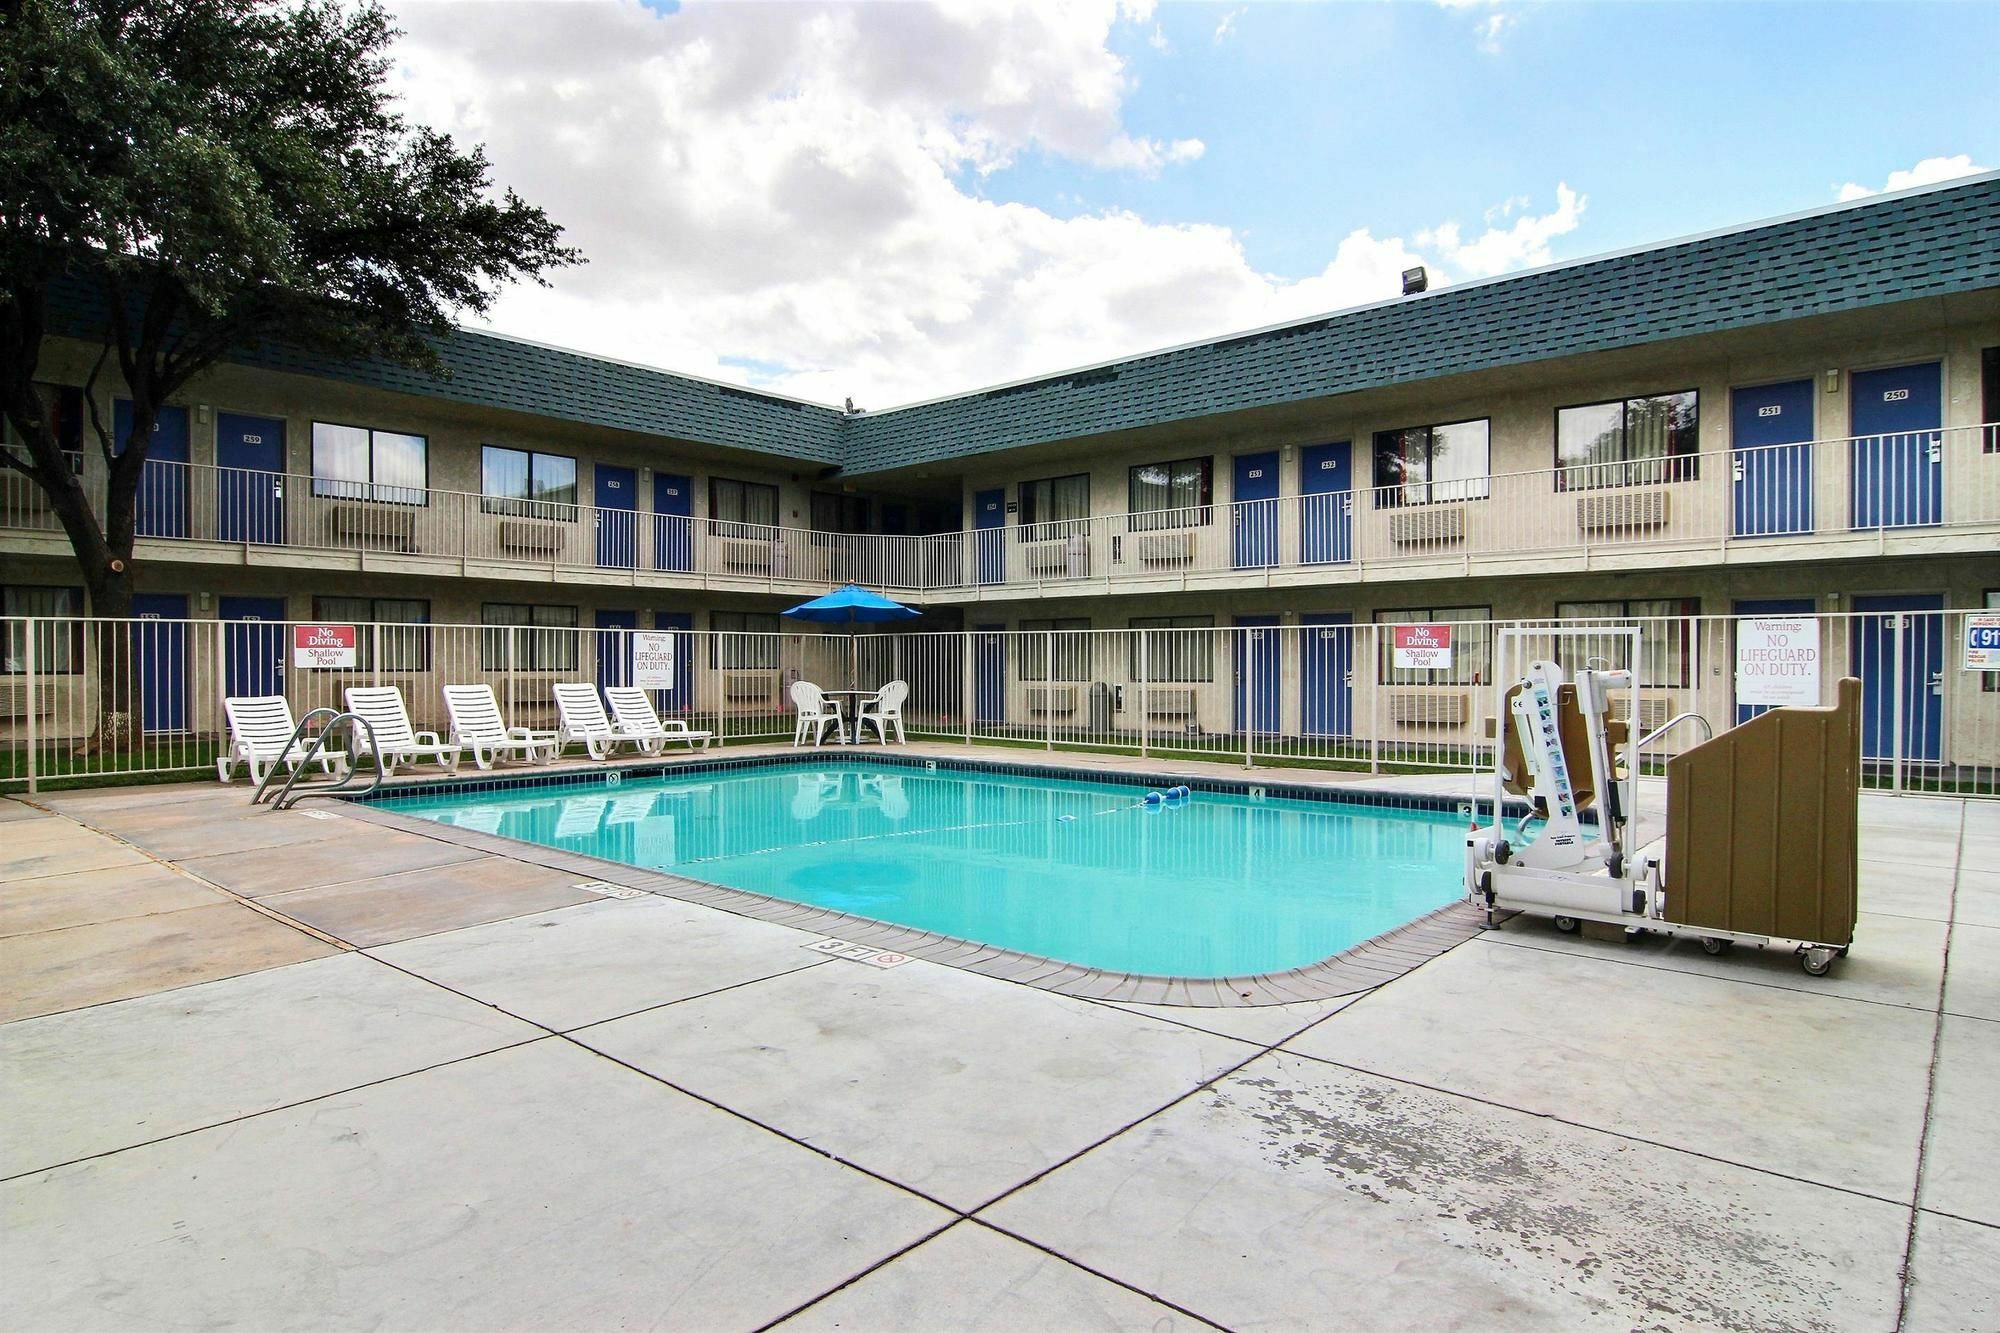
[[855, 679, 908, 745], [791, 680, 846, 746], [552, 683, 648, 761], [217, 695, 348, 785], [602, 686, 715, 754], [441, 684, 560, 769], [343, 686, 462, 776]]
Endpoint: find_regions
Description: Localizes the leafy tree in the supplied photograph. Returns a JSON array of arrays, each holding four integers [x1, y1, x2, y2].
[[0, 0, 579, 741]]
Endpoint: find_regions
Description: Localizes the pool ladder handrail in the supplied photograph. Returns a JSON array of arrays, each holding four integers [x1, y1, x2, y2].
[[252, 707, 385, 810], [1635, 712, 1715, 751]]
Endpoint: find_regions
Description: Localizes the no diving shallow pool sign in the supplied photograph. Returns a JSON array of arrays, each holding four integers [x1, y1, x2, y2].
[[1392, 624, 1452, 670], [806, 938, 912, 969], [1965, 613, 2000, 671], [292, 624, 357, 669]]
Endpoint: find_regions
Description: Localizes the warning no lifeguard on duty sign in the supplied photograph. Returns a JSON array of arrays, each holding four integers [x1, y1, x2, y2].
[[1734, 617, 1820, 707]]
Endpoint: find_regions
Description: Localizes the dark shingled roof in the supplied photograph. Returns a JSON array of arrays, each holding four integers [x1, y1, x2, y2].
[[42, 175, 2000, 475], [43, 276, 846, 464], [839, 173, 2000, 474]]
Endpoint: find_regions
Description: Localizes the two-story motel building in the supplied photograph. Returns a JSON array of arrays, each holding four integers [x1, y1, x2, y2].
[[4, 173, 1999, 770]]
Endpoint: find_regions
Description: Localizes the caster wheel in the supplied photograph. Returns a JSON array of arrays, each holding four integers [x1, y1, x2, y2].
[[1553, 916, 1580, 935], [1700, 937, 1730, 956], [1801, 948, 1834, 977]]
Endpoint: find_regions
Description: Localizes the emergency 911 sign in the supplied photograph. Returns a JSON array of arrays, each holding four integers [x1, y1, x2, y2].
[[1392, 624, 1453, 670], [1966, 613, 2000, 671], [292, 624, 357, 669]]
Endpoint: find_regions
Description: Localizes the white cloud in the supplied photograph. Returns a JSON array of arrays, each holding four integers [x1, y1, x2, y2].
[[1836, 154, 1989, 202], [390, 1, 1588, 407], [1418, 183, 1584, 278], [1475, 13, 1511, 52], [1213, 7, 1243, 42]]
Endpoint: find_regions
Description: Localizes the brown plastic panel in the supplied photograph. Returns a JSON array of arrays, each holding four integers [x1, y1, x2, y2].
[[1665, 677, 1860, 945]]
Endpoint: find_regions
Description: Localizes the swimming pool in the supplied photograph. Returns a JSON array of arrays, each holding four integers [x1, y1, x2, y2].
[[377, 760, 1466, 978]]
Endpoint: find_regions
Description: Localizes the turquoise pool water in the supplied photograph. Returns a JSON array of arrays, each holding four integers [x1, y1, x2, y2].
[[378, 761, 1466, 977]]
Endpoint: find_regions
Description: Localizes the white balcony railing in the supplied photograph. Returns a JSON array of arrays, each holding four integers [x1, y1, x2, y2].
[[3, 424, 1995, 595]]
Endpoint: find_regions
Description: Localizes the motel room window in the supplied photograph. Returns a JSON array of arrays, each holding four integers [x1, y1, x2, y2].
[[311, 422, 428, 504], [1983, 347, 1998, 452], [1019, 474, 1089, 542], [1555, 598, 1701, 689], [711, 478, 780, 538], [480, 446, 577, 519], [710, 610, 782, 670], [2, 384, 85, 475], [1128, 458, 1212, 530], [1020, 617, 1092, 681], [1555, 391, 1700, 489], [1129, 615, 1214, 682], [810, 492, 871, 543], [3, 585, 84, 674], [312, 597, 431, 672], [1374, 607, 1492, 686], [1371, 420, 1491, 507], [480, 603, 578, 672]]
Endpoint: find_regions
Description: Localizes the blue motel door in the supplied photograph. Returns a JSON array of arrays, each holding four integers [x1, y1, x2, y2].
[[973, 490, 1004, 585], [219, 597, 288, 699], [1731, 381, 1814, 536], [1231, 452, 1279, 569], [652, 612, 695, 712], [1301, 613, 1355, 736], [1850, 363, 1942, 529], [128, 593, 189, 733], [1850, 594, 1944, 763], [1299, 441, 1352, 564], [653, 474, 693, 572], [1233, 616, 1280, 734], [114, 401, 189, 539], [975, 625, 1005, 723], [595, 464, 638, 568], [595, 610, 637, 692], [216, 414, 286, 544]]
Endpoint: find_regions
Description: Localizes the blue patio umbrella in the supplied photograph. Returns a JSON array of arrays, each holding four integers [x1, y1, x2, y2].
[[782, 583, 921, 625], [782, 584, 921, 692]]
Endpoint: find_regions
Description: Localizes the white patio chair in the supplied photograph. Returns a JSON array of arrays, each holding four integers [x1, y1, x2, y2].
[[441, 684, 560, 770], [603, 686, 715, 753], [553, 683, 647, 761], [217, 695, 348, 785], [855, 679, 908, 745], [791, 680, 846, 746], [343, 686, 462, 777]]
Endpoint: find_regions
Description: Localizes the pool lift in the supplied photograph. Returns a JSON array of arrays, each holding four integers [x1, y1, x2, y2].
[[1464, 626, 1856, 976]]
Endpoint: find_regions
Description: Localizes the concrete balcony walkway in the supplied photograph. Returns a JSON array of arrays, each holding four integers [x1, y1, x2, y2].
[[2, 774, 1994, 1330]]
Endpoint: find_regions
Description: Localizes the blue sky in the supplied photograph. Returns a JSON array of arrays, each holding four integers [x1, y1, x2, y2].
[[394, 0, 1995, 405], [991, 1, 1999, 280]]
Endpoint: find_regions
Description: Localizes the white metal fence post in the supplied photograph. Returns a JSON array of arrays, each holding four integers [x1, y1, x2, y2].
[[1892, 614, 1906, 795], [1044, 630, 1055, 752], [1138, 631, 1150, 760], [1244, 625, 1255, 770], [23, 618, 37, 795], [961, 631, 972, 746]]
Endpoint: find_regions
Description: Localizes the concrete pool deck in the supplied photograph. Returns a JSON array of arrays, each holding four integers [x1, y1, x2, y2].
[[2, 759, 1996, 1330]]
